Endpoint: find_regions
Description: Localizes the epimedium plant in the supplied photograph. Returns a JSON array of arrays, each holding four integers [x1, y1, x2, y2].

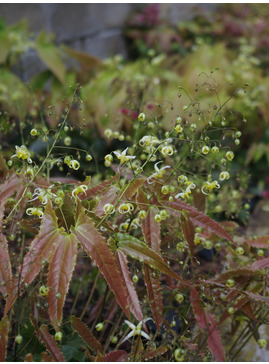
[[0, 76, 269, 362]]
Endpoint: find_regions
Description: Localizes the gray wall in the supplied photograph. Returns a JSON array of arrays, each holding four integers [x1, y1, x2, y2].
[[0, 3, 216, 78]]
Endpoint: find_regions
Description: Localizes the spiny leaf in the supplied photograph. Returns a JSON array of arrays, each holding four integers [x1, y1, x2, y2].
[[101, 350, 128, 362], [115, 233, 189, 286], [0, 173, 24, 203], [142, 206, 161, 252], [47, 234, 78, 329], [72, 204, 130, 318], [143, 265, 163, 330], [80, 173, 119, 200], [244, 291, 269, 307], [250, 257, 269, 270], [41, 352, 53, 362], [181, 211, 195, 264], [142, 345, 168, 360], [4, 202, 63, 315], [125, 178, 145, 200], [136, 188, 149, 211], [71, 316, 104, 355], [190, 288, 225, 362], [115, 250, 143, 322], [0, 317, 9, 362], [246, 236, 269, 248], [0, 230, 12, 296], [161, 200, 234, 243], [94, 185, 120, 217], [24, 353, 34, 361], [39, 324, 65, 362], [35, 31, 66, 83]]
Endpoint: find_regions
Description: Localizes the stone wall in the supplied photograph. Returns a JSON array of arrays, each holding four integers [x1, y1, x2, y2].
[[0, 3, 217, 79]]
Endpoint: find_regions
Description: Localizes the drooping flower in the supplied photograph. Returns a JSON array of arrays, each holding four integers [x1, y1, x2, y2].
[[11, 145, 32, 164], [147, 161, 170, 184], [26, 207, 44, 218], [72, 184, 88, 197], [201, 180, 220, 195], [29, 186, 56, 205], [121, 318, 152, 343], [113, 147, 136, 164]]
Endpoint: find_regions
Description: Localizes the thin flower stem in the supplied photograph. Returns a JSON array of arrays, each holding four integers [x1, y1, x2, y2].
[[80, 271, 99, 321]]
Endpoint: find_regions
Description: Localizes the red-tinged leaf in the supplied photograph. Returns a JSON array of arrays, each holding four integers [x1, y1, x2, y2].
[[241, 301, 257, 321], [161, 200, 234, 243], [217, 268, 255, 281], [80, 174, 119, 200], [4, 203, 63, 315], [250, 257, 269, 270], [192, 188, 206, 213], [94, 185, 120, 217], [24, 353, 34, 361], [47, 234, 78, 329], [102, 350, 128, 362], [0, 173, 24, 202], [71, 316, 104, 354], [125, 178, 145, 200], [0, 230, 12, 296], [0, 155, 9, 178], [39, 325, 65, 362], [246, 236, 269, 248], [191, 288, 225, 362], [244, 291, 269, 307], [181, 212, 195, 264], [71, 204, 130, 318], [0, 317, 9, 362], [142, 206, 161, 252], [115, 233, 189, 286], [136, 188, 149, 211], [142, 345, 168, 360], [115, 250, 143, 322], [41, 352, 53, 362], [143, 265, 163, 330]]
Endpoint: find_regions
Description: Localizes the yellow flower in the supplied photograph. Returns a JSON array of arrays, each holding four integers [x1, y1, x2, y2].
[[113, 147, 136, 164], [138, 113, 146, 122], [121, 318, 152, 343], [72, 185, 88, 197], [201, 180, 220, 195], [26, 207, 44, 218], [29, 186, 56, 205], [12, 145, 32, 163], [147, 161, 170, 184], [103, 203, 115, 214], [219, 171, 230, 181], [161, 145, 174, 157], [69, 159, 80, 170]]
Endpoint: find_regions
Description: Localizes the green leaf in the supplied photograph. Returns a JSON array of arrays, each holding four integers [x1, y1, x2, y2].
[[115, 233, 189, 286], [71, 316, 104, 354], [71, 204, 130, 318], [35, 31, 66, 84], [47, 234, 78, 329]]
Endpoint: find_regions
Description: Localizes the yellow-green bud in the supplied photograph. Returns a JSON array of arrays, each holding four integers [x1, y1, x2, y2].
[[54, 331, 63, 341], [95, 322, 104, 331], [15, 335, 23, 345]]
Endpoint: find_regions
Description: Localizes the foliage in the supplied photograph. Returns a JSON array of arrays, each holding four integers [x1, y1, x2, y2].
[[0, 11, 269, 362]]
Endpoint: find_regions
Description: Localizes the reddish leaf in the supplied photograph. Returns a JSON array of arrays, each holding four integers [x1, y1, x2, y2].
[[191, 288, 225, 362], [143, 265, 163, 330], [181, 211, 195, 264], [81, 173, 119, 200], [142, 206, 161, 252], [136, 188, 149, 211], [72, 204, 130, 318], [250, 257, 269, 270], [192, 188, 206, 213], [241, 301, 257, 321], [4, 203, 63, 315], [142, 345, 168, 360], [0, 155, 9, 178], [0, 216, 12, 296], [39, 325, 65, 362], [217, 268, 255, 281], [161, 200, 234, 243], [41, 352, 53, 362], [115, 233, 189, 286], [94, 185, 119, 217], [24, 353, 34, 361], [125, 178, 145, 200], [71, 316, 104, 354], [0, 173, 24, 203], [245, 236, 269, 248], [47, 234, 78, 329], [244, 291, 269, 307], [0, 317, 9, 362], [115, 250, 143, 322], [102, 350, 128, 362]]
